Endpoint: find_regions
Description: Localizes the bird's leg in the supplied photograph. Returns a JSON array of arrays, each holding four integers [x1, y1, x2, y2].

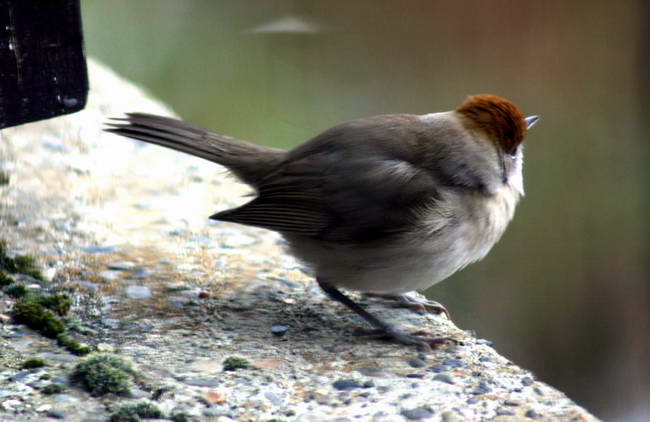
[[363, 292, 451, 319], [317, 278, 452, 350]]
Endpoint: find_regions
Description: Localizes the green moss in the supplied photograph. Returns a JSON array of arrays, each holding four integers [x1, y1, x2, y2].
[[12, 298, 65, 338], [62, 316, 87, 334], [16, 259, 44, 281], [42, 383, 66, 395], [10, 290, 88, 355], [21, 358, 45, 369], [0, 271, 13, 287], [5, 283, 28, 298], [170, 412, 191, 422], [0, 241, 43, 281], [71, 353, 136, 396], [35, 293, 71, 316], [0, 171, 8, 185], [40, 373, 52, 380], [223, 356, 250, 371], [109, 400, 164, 422], [57, 334, 91, 356]]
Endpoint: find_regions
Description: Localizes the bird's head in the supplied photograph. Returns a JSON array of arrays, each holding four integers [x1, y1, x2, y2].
[[455, 94, 538, 156], [453, 94, 538, 195]]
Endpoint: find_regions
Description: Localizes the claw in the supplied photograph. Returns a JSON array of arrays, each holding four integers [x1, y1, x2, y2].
[[353, 327, 455, 351], [363, 293, 451, 319]]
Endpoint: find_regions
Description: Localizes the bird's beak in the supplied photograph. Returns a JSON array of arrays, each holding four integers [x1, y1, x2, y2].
[[525, 115, 540, 129]]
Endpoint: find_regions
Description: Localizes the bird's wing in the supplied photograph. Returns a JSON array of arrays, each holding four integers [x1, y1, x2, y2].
[[211, 152, 440, 242]]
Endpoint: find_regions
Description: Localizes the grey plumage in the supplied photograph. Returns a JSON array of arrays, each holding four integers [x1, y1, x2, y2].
[[106, 98, 534, 348]]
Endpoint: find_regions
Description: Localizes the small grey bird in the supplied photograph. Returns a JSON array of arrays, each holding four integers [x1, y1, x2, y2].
[[106, 94, 538, 349]]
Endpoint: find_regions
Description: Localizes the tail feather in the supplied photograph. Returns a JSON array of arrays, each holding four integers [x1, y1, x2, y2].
[[106, 113, 286, 187]]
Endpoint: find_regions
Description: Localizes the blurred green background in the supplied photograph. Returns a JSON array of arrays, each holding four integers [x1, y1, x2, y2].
[[81, 1, 648, 420]]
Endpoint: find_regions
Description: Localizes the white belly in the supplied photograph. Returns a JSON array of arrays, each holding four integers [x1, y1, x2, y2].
[[286, 186, 520, 294]]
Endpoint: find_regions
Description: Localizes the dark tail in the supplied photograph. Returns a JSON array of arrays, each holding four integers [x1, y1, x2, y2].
[[105, 113, 286, 187]]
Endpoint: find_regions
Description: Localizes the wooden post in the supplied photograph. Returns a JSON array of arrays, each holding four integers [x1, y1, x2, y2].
[[0, 0, 87, 129]]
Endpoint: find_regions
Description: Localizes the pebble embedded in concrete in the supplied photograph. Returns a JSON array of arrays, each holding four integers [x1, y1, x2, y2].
[[125, 285, 152, 300]]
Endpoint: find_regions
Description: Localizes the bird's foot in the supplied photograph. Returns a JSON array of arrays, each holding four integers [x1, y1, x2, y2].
[[353, 327, 456, 352], [318, 279, 454, 351], [364, 293, 451, 319]]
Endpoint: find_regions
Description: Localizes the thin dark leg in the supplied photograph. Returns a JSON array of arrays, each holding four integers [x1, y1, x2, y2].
[[317, 278, 452, 350]]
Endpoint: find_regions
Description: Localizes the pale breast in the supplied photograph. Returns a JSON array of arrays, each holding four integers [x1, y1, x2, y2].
[[285, 185, 520, 294], [454, 185, 520, 265]]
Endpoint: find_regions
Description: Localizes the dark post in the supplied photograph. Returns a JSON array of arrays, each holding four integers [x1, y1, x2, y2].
[[0, 0, 87, 129]]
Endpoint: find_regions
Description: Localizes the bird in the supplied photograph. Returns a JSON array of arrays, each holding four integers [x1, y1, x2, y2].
[[106, 94, 539, 349]]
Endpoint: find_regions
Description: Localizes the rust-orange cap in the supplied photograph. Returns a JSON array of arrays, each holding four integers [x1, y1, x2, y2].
[[456, 94, 527, 154]]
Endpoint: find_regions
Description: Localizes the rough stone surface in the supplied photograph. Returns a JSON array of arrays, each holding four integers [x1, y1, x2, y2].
[[0, 59, 602, 421]]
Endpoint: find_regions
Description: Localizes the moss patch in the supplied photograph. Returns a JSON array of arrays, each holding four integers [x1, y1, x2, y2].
[[35, 293, 72, 316], [71, 353, 137, 397], [12, 298, 65, 338], [5, 283, 29, 298], [0, 272, 13, 287], [109, 400, 164, 422], [0, 171, 9, 185], [0, 241, 43, 281], [170, 412, 191, 422], [11, 295, 87, 355], [223, 356, 250, 371], [21, 358, 45, 369], [41, 383, 67, 395], [57, 334, 91, 356]]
